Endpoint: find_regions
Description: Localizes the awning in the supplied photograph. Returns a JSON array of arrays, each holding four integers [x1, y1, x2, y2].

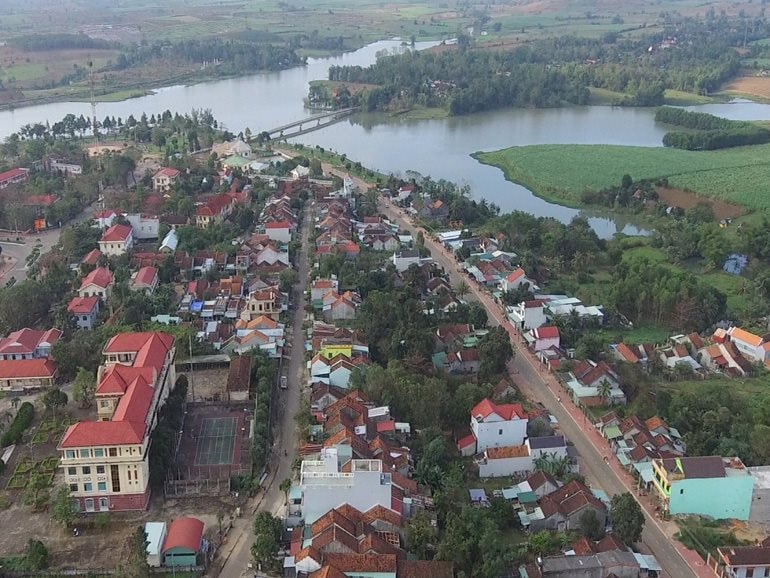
[[603, 425, 622, 439]]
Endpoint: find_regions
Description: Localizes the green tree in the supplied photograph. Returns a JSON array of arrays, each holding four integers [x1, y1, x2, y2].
[[478, 326, 514, 380], [23, 470, 50, 511], [579, 509, 605, 540], [22, 539, 49, 571], [42, 388, 68, 417], [251, 512, 282, 572], [279, 268, 299, 292], [406, 511, 437, 558], [51, 485, 77, 528], [597, 379, 612, 403], [534, 452, 572, 479], [72, 367, 97, 408], [610, 492, 645, 545]]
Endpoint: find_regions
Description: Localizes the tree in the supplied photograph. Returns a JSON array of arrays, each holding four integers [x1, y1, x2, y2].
[[455, 279, 470, 301], [22, 539, 49, 571], [42, 388, 68, 417], [23, 470, 51, 511], [406, 511, 437, 558], [279, 268, 298, 293], [597, 379, 612, 403], [478, 326, 514, 380], [51, 485, 77, 528], [72, 367, 97, 408], [251, 512, 282, 571], [610, 492, 645, 545], [579, 509, 605, 541], [534, 452, 572, 479], [118, 526, 151, 578]]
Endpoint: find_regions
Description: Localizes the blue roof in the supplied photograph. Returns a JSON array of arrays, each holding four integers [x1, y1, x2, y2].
[[724, 253, 748, 276], [288, 486, 302, 501], [190, 300, 204, 312], [469, 488, 488, 502], [145, 522, 166, 557]]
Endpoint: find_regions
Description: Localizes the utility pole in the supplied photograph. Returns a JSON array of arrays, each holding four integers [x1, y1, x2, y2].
[[188, 333, 195, 402]]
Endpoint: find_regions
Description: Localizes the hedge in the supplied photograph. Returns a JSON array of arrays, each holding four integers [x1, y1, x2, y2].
[[1, 402, 35, 447]]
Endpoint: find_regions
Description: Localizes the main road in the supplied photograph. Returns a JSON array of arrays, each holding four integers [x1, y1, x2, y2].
[[217, 204, 312, 578], [371, 196, 711, 578]]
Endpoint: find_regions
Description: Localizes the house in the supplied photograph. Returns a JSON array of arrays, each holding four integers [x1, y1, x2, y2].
[[507, 300, 547, 331], [700, 342, 753, 376], [0, 328, 62, 360], [526, 471, 561, 499], [726, 327, 770, 365], [99, 224, 134, 256], [0, 358, 58, 391], [312, 278, 339, 305], [613, 343, 640, 364], [163, 517, 204, 567], [469, 398, 528, 453], [226, 356, 251, 402], [476, 436, 568, 479], [528, 326, 560, 352], [265, 220, 292, 243], [93, 209, 119, 230], [566, 360, 626, 406], [323, 292, 362, 322], [58, 332, 176, 512], [195, 193, 234, 229], [392, 250, 431, 273], [130, 266, 159, 294], [79, 267, 114, 300], [418, 199, 450, 222], [152, 168, 180, 192], [537, 550, 642, 578], [241, 286, 284, 322], [81, 248, 102, 270], [362, 233, 399, 252], [212, 138, 252, 158], [532, 480, 607, 533], [159, 229, 178, 253], [296, 448, 399, 524], [651, 456, 753, 520], [45, 156, 83, 177], [501, 267, 536, 293], [449, 349, 480, 374], [0, 167, 28, 189], [68, 296, 100, 330], [717, 545, 770, 578], [291, 165, 311, 180], [124, 214, 160, 241]]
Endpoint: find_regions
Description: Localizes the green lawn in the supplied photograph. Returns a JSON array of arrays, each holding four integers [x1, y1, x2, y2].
[[473, 143, 770, 211]]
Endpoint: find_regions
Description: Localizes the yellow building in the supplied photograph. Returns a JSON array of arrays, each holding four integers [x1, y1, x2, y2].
[[58, 332, 176, 512]]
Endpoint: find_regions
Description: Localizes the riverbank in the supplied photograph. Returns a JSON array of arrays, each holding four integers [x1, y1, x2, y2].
[[473, 143, 770, 212]]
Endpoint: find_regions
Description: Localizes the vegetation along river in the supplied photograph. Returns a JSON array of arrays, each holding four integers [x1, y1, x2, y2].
[[3, 40, 770, 238]]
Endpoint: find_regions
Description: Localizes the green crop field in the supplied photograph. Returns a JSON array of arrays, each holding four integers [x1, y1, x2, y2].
[[473, 143, 770, 211]]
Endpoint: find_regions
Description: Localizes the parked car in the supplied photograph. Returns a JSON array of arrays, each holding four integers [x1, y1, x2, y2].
[[280, 375, 288, 389]]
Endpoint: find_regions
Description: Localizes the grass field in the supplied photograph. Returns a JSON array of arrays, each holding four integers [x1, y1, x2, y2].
[[473, 143, 770, 211]]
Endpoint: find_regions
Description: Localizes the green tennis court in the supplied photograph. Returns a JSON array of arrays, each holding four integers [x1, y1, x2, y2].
[[194, 417, 237, 465]]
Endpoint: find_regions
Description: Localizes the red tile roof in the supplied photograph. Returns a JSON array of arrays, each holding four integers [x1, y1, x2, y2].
[[456, 433, 476, 450], [0, 168, 28, 183], [68, 296, 99, 314], [323, 553, 398, 573], [162, 517, 204, 554], [100, 223, 132, 243], [0, 358, 57, 379], [24, 194, 58, 206], [154, 167, 180, 179], [96, 364, 155, 395], [0, 328, 62, 356], [80, 266, 113, 290], [265, 220, 291, 229], [506, 268, 526, 282], [471, 398, 527, 421], [616, 343, 639, 364], [103, 331, 173, 355], [81, 248, 102, 266], [60, 420, 146, 447], [533, 326, 560, 340], [132, 266, 158, 287]]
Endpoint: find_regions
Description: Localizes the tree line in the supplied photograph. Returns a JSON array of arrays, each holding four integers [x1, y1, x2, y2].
[[9, 33, 113, 51], [656, 106, 770, 150]]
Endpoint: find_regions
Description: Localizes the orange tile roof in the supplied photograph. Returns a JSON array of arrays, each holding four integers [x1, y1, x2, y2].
[[323, 553, 398, 573], [80, 266, 113, 290], [0, 358, 57, 379], [729, 327, 763, 347], [471, 398, 527, 421], [60, 420, 145, 447], [100, 223, 132, 242], [616, 343, 639, 364], [486, 445, 529, 459]]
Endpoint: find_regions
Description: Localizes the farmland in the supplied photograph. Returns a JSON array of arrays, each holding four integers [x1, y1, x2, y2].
[[473, 143, 770, 211]]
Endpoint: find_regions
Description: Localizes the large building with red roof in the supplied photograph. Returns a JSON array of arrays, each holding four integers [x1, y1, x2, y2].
[[0, 167, 28, 189], [98, 223, 134, 256], [58, 332, 176, 512], [467, 398, 528, 454]]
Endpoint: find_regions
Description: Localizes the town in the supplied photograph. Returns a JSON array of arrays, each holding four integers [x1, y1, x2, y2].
[[0, 109, 768, 578]]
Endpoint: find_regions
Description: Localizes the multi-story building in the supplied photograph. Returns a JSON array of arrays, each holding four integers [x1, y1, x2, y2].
[[651, 456, 753, 520], [98, 224, 134, 256], [0, 328, 61, 360], [152, 168, 180, 192], [470, 398, 528, 453], [296, 448, 396, 524], [716, 545, 770, 578], [58, 332, 176, 512]]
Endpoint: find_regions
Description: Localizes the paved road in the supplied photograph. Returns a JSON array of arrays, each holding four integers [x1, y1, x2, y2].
[[217, 204, 311, 578], [0, 201, 97, 283], [376, 201, 710, 578]]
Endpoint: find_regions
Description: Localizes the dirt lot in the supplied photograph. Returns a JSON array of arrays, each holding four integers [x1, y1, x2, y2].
[[724, 75, 770, 99], [657, 186, 744, 220], [187, 368, 230, 402]]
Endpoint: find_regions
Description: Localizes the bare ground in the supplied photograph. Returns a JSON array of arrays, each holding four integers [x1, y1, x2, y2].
[[723, 75, 770, 99], [656, 186, 744, 220]]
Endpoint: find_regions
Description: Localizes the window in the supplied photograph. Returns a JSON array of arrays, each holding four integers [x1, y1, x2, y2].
[[109, 448, 118, 457], [99, 498, 109, 511], [498, 429, 503, 435], [97, 482, 107, 492], [67, 467, 76, 476], [110, 465, 121, 493], [93, 449, 104, 458], [680, 489, 684, 494], [65, 450, 76, 459], [82, 316, 88, 321], [83, 483, 93, 492], [747, 569, 754, 578], [96, 465, 105, 474], [79, 449, 90, 458], [69, 484, 78, 493], [83, 466, 92, 475]]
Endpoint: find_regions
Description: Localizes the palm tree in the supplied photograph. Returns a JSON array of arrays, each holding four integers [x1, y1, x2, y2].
[[597, 379, 612, 403], [455, 280, 470, 301], [534, 452, 572, 478]]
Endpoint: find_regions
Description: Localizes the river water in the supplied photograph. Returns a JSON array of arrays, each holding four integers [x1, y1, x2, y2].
[[2, 41, 770, 237]]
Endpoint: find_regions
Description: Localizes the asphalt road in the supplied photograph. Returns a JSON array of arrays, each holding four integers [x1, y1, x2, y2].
[[218, 204, 311, 578], [378, 201, 700, 578]]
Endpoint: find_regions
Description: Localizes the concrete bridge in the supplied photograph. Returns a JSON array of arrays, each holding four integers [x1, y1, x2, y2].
[[263, 107, 359, 140]]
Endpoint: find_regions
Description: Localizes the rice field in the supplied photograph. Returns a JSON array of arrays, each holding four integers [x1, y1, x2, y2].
[[473, 143, 770, 211]]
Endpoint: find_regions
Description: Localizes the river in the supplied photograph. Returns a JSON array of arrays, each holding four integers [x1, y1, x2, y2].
[[2, 41, 770, 237]]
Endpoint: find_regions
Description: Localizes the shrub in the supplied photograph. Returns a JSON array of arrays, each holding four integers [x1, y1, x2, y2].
[[1, 402, 35, 447]]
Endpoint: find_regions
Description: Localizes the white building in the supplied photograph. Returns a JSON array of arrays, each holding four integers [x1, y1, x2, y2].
[[508, 300, 548, 331], [265, 221, 292, 243], [471, 398, 528, 452], [392, 250, 432, 273], [477, 435, 568, 479], [125, 214, 160, 241], [296, 448, 395, 524]]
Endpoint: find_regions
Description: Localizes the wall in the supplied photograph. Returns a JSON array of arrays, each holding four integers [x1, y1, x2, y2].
[[479, 455, 533, 478], [472, 414, 528, 451], [670, 475, 753, 520]]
